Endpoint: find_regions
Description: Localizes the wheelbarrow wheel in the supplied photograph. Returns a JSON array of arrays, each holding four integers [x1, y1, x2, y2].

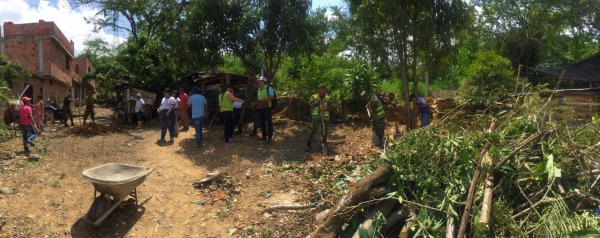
[[88, 196, 109, 223]]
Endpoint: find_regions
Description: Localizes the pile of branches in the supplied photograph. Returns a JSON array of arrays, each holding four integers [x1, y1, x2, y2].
[[308, 89, 600, 237]]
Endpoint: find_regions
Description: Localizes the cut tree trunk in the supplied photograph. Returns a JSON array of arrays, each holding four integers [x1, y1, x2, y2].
[[351, 199, 397, 238], [307, 165, 394, 238], [446, 218, 456, 238], [384, 206, 410, 232], [479, 173, 494, 226], [457, 121, 496, 238]]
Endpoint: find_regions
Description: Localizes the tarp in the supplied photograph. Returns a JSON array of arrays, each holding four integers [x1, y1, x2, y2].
[[529, 51, 600, 82]]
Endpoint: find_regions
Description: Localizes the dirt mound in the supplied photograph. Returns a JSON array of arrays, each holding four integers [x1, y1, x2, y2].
[[68, 123, 124, 136]]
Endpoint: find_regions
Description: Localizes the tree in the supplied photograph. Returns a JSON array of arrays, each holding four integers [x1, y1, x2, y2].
[[187, 0, 318, 83], [344, 0, 471, 129], [473, 0, 600, 73], [457, 50, 513, 106]]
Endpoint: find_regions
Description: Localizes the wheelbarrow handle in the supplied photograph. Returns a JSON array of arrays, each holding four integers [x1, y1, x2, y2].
[[146, 167, 155, 176]]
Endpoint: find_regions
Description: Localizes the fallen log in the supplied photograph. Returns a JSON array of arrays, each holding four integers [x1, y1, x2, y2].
[[479, 173, 494, 226], [351, 199, 397, 238], [307, 164, 394, 238], [384, 206, 410, 232], [457, 121, 496, 238], [400, 209, 417, 238]]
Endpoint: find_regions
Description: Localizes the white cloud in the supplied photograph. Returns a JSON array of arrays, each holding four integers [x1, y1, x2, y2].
[[0, 0, 126, 56]]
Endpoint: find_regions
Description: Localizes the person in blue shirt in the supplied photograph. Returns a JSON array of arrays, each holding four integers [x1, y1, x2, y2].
[[187, 87, 208, 147], [409, 94, 432, 128]]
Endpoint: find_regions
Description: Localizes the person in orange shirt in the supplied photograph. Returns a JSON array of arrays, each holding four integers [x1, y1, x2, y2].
[[179, 88, 190, 131], [33, 95, 45, 135]]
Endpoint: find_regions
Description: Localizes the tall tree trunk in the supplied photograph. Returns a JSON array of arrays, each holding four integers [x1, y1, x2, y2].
[[400, 29, 412, 130], [411, 41, 419, 129]]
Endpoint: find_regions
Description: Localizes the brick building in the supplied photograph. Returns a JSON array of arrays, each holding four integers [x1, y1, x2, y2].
[[0, 20, 96, 106]]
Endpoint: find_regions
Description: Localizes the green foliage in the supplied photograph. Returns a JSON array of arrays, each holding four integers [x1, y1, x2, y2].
[[0, 55, 32, 90], [344, 63, 379, 99], [385, 85, 600, 236], [457, 51, 513, 106]]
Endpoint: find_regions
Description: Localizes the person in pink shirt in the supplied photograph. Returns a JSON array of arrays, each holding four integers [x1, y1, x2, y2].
[[33, 95, 45, 135], [19, 97, 39, 153]]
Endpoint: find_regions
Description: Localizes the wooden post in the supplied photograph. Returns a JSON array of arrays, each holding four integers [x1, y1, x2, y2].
[[514, 64, 522, 93]]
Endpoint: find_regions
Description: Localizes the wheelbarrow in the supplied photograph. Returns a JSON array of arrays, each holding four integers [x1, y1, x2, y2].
[[81, 163, 155, 227]]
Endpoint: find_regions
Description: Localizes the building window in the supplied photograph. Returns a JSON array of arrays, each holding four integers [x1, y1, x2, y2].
[[88, 66, 91, 73], [49, 80, 53, 85], [66, 57, 70, 71], [76, 65, 79, 74], [40, 87, 43, 94]]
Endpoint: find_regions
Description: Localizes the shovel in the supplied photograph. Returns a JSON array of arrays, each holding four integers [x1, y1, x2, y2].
[[321, 114, 328, 156], [366, 107, 381, 145], [207, 111, 218, 130]]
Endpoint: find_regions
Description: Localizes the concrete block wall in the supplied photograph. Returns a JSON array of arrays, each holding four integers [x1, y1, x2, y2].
[[2, 20, 95, 105]]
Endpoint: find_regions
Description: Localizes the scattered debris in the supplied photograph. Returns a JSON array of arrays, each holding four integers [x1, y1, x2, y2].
[[192, 170, 223, 186], [28, 154, 40, 161], [0, 187, 12, 195]]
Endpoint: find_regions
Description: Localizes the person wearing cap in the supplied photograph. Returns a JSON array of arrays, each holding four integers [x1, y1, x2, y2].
[[62, 92, 76, 127], [135, 93, 145, 129], [219, 84, 245, 146], [156, 88, 177, 143], [187, 87, 208, 147], [237, 77, 259, 136], [83, 90, 96, 125], [19, 96, 39, 153], [179, 88, 190, 131], [361, 91, 385, 146], [254, 76, 275, 143], [409, 93, 432, 127], [305, 84, 331, 152]]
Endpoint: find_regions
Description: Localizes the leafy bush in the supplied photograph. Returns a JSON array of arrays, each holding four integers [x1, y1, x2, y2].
[[457, 51, 513, 106], [384, 87, 600, 237]]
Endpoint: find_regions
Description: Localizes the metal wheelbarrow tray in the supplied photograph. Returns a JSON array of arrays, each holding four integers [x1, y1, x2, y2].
[[81, 163, 154, 227]]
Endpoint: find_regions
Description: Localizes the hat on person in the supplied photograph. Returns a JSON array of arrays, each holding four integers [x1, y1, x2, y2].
[[21, 96, 31, 103], [258, 76, 267, 82], [318, 84, 326, 88], [360, 91, 368, 97], [136, 93, 142, 97]]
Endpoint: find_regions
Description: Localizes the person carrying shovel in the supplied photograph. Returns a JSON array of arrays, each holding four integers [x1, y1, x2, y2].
[[361, 91, 385, 147], [305, 84, 331, 153]]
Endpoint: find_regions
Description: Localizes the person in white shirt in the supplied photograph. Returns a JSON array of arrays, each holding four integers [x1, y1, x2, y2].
[[135, 93, 145, 129], [156, 88, 176, 143], [233, 101, 243, 133]]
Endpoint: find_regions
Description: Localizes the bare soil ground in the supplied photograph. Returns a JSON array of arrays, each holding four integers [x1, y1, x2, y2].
[[0, 107, 392, 238]]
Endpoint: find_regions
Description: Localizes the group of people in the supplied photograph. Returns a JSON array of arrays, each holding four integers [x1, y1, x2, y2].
[[17, 90, 99, 153], [155, 75, 431, 151], [156, 76, 276, 148]]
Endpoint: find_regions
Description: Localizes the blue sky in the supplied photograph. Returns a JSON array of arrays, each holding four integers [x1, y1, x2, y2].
[[0, 0, 345, 55]]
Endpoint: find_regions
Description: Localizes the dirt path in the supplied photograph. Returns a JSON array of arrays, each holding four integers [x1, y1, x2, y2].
[[0, 107, 385, 237]]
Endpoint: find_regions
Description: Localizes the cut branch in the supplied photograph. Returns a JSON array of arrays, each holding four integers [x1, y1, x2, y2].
[[307, 165, 394, 238], [494, 131, 545, 170], [351, 199, 397, 238], [263, 203, 316, 213], [457, 121, 496, 238], [479, 173, 494, 226]]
